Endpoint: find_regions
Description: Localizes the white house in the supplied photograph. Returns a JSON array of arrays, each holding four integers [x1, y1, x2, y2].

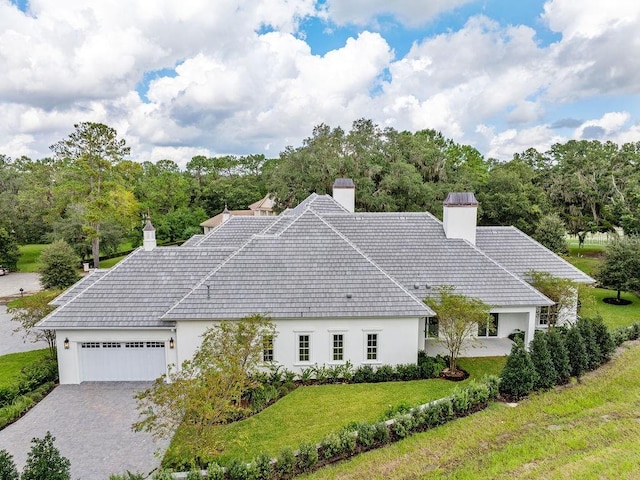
[[38, 181, 593, 384]]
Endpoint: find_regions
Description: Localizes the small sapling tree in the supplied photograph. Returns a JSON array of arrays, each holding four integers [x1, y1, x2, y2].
[[9, 289, 61, 358], [425, 286, 491, 375], [21, 431, 71, 480]]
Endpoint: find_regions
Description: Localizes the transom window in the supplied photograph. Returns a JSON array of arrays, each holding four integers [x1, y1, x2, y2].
[[125, 342, 145, 348], [81, 342, 100, 348], [366, 333, 378, 360], [146, 342, 164, 348], [102, 342, 121, 348], [332, 334, 344, 361], [298, 334, 310, 362], [263, 336, 274, 362], [478, 313, 499, 337]]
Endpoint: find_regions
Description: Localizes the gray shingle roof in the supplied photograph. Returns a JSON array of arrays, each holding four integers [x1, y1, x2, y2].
[[50, 269, 110, 306], [163, 210, 432, 320], [43, 191, 594, 329], [324, 213, 552, 307], [476, 227, 595, 283], [38, 247, 234, 329]]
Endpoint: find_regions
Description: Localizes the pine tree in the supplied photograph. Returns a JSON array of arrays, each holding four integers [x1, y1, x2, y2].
[[565, 327, 588, 379], [577, 317, 601, 371], [546, 328, 571, 385], [499, 339, 537, 400], [530, 331, 557, 390], [0, 449, 19, 480]]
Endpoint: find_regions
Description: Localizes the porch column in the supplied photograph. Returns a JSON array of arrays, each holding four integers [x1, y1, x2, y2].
[[524, 307, 536, 349]]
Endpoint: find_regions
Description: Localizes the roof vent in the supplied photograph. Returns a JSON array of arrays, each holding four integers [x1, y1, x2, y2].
[[346, 293, 353, 299]]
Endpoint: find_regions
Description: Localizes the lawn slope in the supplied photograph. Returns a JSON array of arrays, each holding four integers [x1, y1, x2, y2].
[[302, 341, 640, 480]]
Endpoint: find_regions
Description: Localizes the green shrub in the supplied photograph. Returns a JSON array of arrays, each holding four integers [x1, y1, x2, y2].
[[591, 317, 615, 363], [275, 447, 295, 478], [152, 469, 174, 480], [546, 329, 571, 385], [530, 331, 558, 390], [21, 431, 71, 480], [296, 442, 318, 472], [205, 462, 224, 480], [612, 326, 629, 346], [0, 384, 19, 408], [109, 473, 145, 480], [484, 375, 500, 399], [630, 322, 640, 340], [352, 365, 375, 383], [186, 468, 203, 479], [0, 449, 18, 480], [466, 380, 492, 405], [381, 400, 413, 421], [353, 422, 376, 448], [251, 453, 272, 480], [320, 429, 356, 460], [577, 318, 601, 370], [390, 415, 414, 439], [417, 354, 446, 378], [499, 339, 537, 400], [373, 365, 395, 382], [372, 421, 390, 445], [450, 387, 470, 414], [225, 458, 252, 480], [394, 363, 422, 381], [565, 327, 588, 378]]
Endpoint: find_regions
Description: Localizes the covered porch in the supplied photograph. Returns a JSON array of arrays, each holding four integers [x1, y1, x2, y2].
[[424, 337, 514, 357]]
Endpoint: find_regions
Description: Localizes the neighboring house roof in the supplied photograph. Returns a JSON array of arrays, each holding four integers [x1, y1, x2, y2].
[[41, 191, 590, 330], [475, 227, 595, 284], [248, 195, 274, 211], [200, 194, 274, 228]]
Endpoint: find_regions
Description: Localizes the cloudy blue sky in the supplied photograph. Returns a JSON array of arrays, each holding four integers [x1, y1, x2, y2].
[[1, 0, 639, 166]]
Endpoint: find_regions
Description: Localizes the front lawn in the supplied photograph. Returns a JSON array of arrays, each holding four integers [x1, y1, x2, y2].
[[0, 349, 50, 388], [302, 341, 640, 479], [580, 287, 640, 329], [17, 244, 47, 272], [164, 357, 506, 466]]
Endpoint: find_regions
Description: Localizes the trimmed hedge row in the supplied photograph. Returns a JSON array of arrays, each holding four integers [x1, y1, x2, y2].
[[0, 356, 58, 409], [157, 377, 499, 480], [0, 382, 56, 430]]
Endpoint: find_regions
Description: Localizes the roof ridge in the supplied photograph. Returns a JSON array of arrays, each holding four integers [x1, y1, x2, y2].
[[463, 237, 554, 306], [310, 210, 434, 315]]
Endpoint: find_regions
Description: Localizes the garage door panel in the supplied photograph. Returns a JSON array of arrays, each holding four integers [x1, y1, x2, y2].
[[80, 341, 166, 381]]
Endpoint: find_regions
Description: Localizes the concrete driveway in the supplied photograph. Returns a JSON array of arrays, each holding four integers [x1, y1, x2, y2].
[[0, 272, 42, 301], [0, 382, 171, 479]]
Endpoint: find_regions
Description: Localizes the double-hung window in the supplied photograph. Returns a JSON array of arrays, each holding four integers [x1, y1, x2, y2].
[[366, 333, 378, 361], [332, 334, 344, 361], [298, 334, 310, 362], [263, 335, 274, 362]]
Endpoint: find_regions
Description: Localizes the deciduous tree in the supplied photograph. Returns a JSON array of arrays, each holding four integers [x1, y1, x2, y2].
[[8, 290, 61, 358], [39, 240, 80, 290], [424, 286, 491, 374], [134, 314, 275, 461], [597, 236, 640, 302], [0, 227, 20, 271]]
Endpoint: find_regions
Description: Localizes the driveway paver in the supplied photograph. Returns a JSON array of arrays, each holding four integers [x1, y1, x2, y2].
[[0, 382, 171, 479]]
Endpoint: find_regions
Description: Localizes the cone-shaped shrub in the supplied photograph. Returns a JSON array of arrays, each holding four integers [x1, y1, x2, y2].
[[591, 317, 615, 363], [499, 339, 537, 400], [530, 331, 557, 390], [565, 326, 588, 378], [546, 328, 571, 385], [577, 317, 601, 370]]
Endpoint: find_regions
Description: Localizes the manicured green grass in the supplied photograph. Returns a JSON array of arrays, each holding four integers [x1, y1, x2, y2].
[[580, 287, 640, 329], [99, 255, 126, 268], [166, 357, 506, 465], [302, 342, 640, 480], [17, 244, 47, 272], [0, 349, 50, 388], [563, 254, 601, 278]]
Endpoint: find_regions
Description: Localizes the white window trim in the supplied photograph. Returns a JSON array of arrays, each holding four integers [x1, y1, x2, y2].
[[362, 329, 382, 365], [328, 330, 347, 364], [294, 331, 313, 366]]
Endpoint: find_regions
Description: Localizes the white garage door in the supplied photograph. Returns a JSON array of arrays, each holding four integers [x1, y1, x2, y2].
[[80, 341, 167, 381]]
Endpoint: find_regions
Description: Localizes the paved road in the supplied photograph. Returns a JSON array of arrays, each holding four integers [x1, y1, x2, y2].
[[0, 383, 171, 479], [0, 273, 48, 355], [0, 272, 42, 301]]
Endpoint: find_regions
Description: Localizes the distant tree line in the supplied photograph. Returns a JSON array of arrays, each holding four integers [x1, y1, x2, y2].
[[1, 119, 639, 267]]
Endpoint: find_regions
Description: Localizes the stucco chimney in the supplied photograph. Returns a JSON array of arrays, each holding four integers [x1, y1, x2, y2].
[[442, 192, 478, 245], [143, 217, 157, 251], [332, 178, 355, 213]]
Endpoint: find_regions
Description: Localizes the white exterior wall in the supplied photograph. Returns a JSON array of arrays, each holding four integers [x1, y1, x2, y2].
[[442, 205, 477, 245], [176, 317, 421, 372], [492, 306, 537, 346], [56, 328, 177, 384]]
